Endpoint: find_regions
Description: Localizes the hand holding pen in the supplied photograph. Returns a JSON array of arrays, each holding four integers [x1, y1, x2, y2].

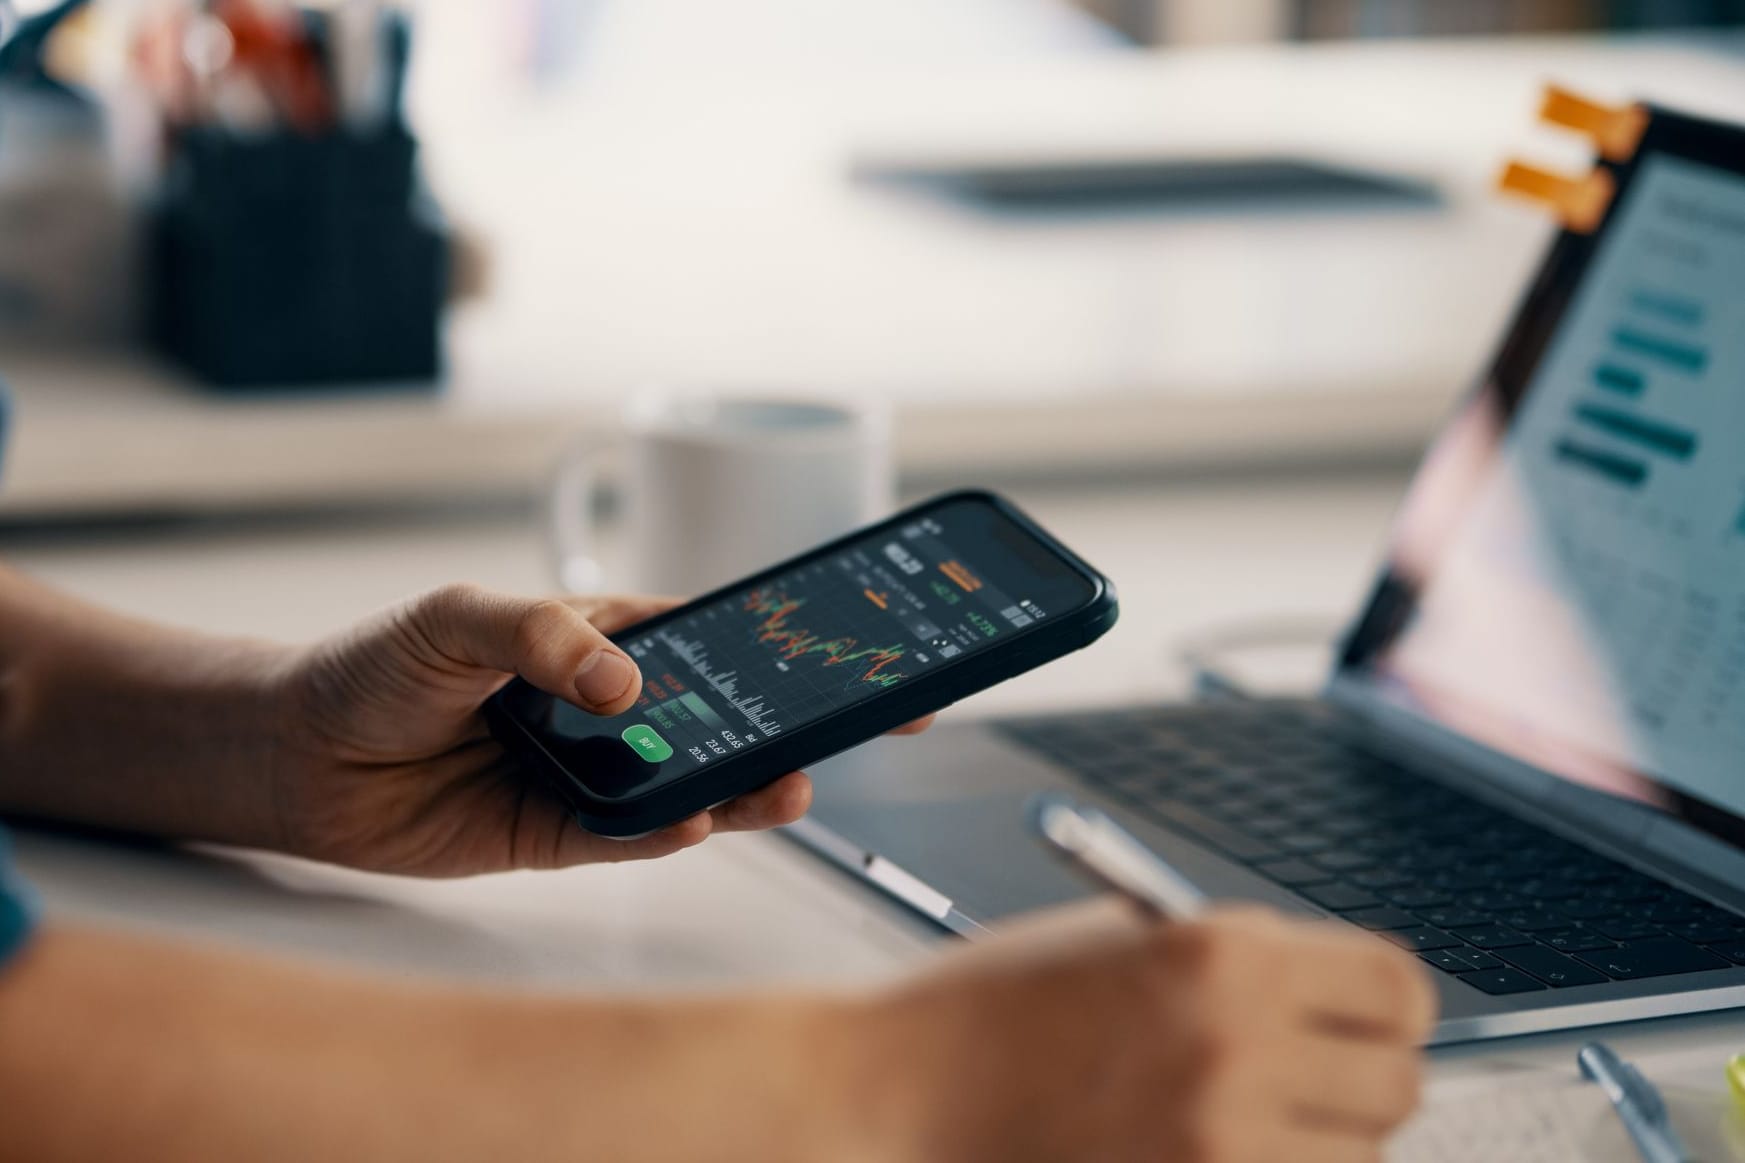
[[999, 793, 1440, 1160]]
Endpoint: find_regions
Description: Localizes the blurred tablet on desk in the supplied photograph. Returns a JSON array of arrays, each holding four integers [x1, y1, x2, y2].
[[853, 152, 1444, 212]]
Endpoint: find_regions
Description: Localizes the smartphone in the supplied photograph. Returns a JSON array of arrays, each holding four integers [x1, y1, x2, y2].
[[485, 490, 1117, 837]]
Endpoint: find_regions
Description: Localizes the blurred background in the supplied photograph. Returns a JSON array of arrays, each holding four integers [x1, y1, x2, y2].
[[2, 0, 1745, 993], [0, 0, 1742, 698]]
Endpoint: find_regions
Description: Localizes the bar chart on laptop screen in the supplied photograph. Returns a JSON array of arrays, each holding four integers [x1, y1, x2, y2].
[[1551, 251, 1712, 499], [1493, 154, 1745, 797]]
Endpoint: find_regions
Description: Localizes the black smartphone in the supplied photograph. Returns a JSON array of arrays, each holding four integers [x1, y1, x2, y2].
[[485, 490, 1117, 837]]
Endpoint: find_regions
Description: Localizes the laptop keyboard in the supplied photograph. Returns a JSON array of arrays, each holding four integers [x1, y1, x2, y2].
[[998, 701, 1745, 995]]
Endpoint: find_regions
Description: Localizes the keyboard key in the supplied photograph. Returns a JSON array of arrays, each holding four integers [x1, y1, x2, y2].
[[1316, 816, 1371, 838], [1422, 869, 1501, 893], [1515, 879, 1583, 902], [1498, 945, 1608, 988], [1558, 900, 1625, 921], [1541, 929, 1617, 954], [1275, 832, 1334, 854], [1453, 925, 1533, 950], [1349, 835, 1415, 859], [1392, 848, 1462, 875], [1175, 785, 1235, 808], [1242, 814, 1307, 838], [1349, 868, 1414, 890], [1666, 920, 1744, 946], [1709, 942, 1745, 966], [1344, 907, 1420, 931], [1575, 938, 1730, 981], [1458, 949, 1504, 970], [1561, 862, 1625, 885], [1379, 927, 1462, 953], [1414, 907, 1492, 930], [1147, 803, 1282, 863], [1299, 883, 1383, 912], [1251, 858, 1335, 888], [1641, 897, 1713, 923], [1457, 968, 1548, 995], [1593, 877, 1669, 903], [1383, 887, 1454, 910], [1588, 919, 1665, 942], [1652, 889, 1715, 909], [1498, 910, 1568, 933], [1308, 849, 1376, 873], [1420, 949, 1477, 974]]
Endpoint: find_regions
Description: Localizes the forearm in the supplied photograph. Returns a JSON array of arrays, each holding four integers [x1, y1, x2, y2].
[[0, 565, 289, 847], [0, 926, 887, 1163]]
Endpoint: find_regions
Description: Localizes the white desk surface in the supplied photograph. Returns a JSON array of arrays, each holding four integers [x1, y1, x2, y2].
[[8, 473, 1745, 1112]]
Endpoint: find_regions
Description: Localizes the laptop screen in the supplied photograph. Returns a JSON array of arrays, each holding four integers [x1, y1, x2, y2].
[[1338, 120, 1745, 844]]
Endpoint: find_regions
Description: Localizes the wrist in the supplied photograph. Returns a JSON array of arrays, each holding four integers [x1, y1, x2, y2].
[[115, 628, 301, 851], [467, 991, 922, 1163], [829, 987, 963, 1163], [192, 636, 303, 850], [92, 630, 295, 849], [793, 994, 917, 1163], [0, 594, 300, 848]]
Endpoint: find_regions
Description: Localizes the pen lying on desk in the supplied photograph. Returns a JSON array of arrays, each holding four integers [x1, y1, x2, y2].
[[1578, 1042, 1698, 1163], [1030, 793, 1208, 920]]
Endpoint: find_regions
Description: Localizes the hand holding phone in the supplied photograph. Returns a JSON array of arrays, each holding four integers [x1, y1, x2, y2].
[[488, 491, 1118, 837]]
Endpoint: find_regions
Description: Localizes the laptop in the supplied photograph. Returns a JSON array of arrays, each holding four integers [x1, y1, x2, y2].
[[787, 100, 1745, 1045]]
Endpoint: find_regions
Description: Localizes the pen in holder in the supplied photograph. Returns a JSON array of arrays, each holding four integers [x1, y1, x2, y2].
[[149, 122, 447, 389]]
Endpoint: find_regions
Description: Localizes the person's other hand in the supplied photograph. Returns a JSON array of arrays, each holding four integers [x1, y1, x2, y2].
[[270, 585, 932, 876], [857, 902, 1436, 1163]]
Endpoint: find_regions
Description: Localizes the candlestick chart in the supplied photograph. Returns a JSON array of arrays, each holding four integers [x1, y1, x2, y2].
[[742, 589, 909, 690]]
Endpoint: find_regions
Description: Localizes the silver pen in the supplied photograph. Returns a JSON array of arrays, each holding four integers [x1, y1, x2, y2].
[[1578, 1041, 1698, 1163], [1029, 793, 1207, 920]]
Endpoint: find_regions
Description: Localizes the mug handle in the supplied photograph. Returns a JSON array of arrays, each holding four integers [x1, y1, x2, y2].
[[547, 439, 609, 593]]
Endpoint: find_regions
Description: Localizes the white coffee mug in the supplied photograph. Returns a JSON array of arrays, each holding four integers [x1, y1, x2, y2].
[[551, 393, 894, 596]]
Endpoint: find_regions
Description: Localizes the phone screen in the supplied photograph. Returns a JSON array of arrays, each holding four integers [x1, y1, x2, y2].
[[516, 496, 1099, 800]]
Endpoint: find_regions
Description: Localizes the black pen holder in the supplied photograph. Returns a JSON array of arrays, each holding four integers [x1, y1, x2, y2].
[[149, 126, 447, 390]]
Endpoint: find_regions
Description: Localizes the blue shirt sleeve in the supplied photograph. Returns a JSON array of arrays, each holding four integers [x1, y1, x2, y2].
[[0, 828, 37, 967]]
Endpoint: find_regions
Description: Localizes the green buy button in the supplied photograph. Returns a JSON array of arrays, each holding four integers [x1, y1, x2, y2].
[[621, 724, 674, 763]]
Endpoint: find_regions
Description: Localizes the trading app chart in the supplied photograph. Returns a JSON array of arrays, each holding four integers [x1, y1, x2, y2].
[[580, 514, 1053, 781]]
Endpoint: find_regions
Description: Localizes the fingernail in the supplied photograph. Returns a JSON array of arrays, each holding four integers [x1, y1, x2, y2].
[[574, 650, 637, 707]]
